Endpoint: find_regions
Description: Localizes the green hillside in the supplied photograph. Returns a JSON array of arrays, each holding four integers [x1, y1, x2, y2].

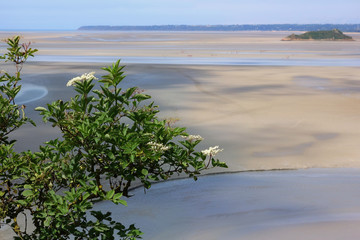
[[282, 29, 354, 41]]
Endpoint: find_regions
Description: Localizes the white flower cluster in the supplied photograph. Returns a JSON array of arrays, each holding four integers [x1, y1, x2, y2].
[[66, 72, 97, 87], [201, 146, 223, 157], [181, 135, 204, 142], [147, 141, 170, 152]]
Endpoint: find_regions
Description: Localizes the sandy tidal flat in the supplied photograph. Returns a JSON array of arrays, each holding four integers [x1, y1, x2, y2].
[[6, 63, 360, 172], [1, 31, 360, 170], [1, 31, 360, 239]]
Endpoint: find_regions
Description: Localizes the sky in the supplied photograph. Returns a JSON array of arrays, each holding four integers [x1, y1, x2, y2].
[[1, 0, 360, 30]]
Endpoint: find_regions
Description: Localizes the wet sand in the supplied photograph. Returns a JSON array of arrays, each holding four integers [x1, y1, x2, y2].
[[7, 63, 360, 171], [1, 31, 360, 239]]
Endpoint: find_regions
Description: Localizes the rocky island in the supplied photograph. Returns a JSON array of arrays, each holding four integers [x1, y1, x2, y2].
[[282, 29, 354, 41]]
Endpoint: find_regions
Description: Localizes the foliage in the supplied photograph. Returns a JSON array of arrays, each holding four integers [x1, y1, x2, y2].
[[284, 29, 354, 40], [0, 36, 227, 239], [0, 36, 37, 144]]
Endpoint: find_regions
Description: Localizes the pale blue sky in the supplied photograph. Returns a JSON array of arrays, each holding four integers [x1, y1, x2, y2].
[[1, 0, 360, 30]]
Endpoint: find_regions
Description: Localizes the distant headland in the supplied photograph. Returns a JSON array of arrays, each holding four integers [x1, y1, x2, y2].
[[78, 24, 360, 32], [282, 29, 354, 41]]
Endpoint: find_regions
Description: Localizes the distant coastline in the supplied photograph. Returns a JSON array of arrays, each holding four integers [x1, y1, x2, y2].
[[78, 24, 360, 32]]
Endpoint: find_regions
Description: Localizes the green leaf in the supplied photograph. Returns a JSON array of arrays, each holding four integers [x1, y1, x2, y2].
[[22, 190, 33, 197], [34, 106, 47, 111], [132, 94, 151, 101], [108, 151, 115, 160], [113, 193, 127, 205], [44, 216, 52, 227], [106, 190, 115, 200], [213, 160, 228, 168], [141, 169, 148, 176], [116, 199, 128, 206], [23, 184, 32, 189], [113, 193, 122, 200], [81, 192, 90, 201], [16, 200, 27, 205], [59, 205, 68, 215]]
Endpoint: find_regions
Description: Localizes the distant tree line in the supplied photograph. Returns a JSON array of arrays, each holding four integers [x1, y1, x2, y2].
[[78, 24, 360, 32]]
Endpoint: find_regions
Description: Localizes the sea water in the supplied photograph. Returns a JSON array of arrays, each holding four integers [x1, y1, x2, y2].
[[94, 168, 360, 240], [30, 55, 360, 67]]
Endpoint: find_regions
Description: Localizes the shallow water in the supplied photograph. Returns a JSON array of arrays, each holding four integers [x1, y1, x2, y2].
[[94, 168, 360, 240], [294, 75, 360, 94], [31, 55, 360, 67], [2, 169, 360, 240], [14, 83, 48, 105]]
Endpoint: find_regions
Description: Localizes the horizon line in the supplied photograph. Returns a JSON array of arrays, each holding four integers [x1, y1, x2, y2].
[[2, 23, 360, 32]]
